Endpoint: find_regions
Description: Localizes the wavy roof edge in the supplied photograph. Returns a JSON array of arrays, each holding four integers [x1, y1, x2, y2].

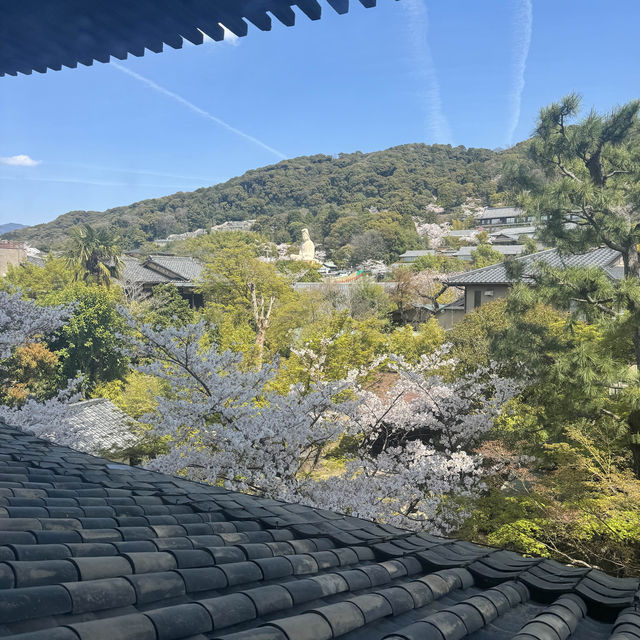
[[0, 419, 638, 639], [1, 1, 389, 78]]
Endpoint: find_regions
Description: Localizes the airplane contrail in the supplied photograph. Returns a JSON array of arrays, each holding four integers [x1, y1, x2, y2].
[[402, 0, 453, 144], [56, 162, 223, 184], [111, 62, 288, 160], [506, 0, 533, 146]]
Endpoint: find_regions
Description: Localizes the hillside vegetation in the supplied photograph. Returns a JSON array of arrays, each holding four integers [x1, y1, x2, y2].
[[0, 223, 26, 235], [3, 143, 518, 254]]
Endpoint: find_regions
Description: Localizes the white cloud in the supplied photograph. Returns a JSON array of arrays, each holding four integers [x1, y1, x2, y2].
[[402, 0, 453, 144], [0, 154, 41, 167], [111, 63, 287, 160], [505, 0, 533, 146]]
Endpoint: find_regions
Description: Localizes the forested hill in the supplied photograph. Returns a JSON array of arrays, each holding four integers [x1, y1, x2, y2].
[[3, 143, 518, 251]]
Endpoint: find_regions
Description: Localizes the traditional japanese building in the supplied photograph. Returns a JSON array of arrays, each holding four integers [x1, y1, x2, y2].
[[446, 246, 623, 315], [120, 255, 204, 306]]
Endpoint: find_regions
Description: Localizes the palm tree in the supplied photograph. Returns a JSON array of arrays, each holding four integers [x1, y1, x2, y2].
[[65, 223, 123, 287]]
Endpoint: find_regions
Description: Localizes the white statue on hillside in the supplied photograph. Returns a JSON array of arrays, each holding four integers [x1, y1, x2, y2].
[[291, 228, 315, 262]]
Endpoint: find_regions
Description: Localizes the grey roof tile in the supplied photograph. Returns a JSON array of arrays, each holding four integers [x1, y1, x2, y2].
[[0, 420, 639, 639], [446, 247, 621, 286], [120, 255, 203, 288]]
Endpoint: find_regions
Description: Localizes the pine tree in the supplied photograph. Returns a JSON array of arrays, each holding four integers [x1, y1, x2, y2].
[[511, 94, 640, 474]]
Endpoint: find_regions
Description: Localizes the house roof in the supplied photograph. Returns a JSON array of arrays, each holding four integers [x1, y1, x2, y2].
[[63, 399, 138, 455], [446, 247, 621, 286], [120, 256, 203, 287], [475, 207, 523, 220], [443, 230, 478, 237], [398, 250, 435, 259], [455, 245, 526, 257], [0, 1, 386, 78], [0, 420, 639, 639], [145, 256, 203, 282], [488, 226, 536, 238]]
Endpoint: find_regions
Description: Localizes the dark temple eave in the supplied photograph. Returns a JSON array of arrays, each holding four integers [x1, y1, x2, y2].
[[0, 0, 388, 78]]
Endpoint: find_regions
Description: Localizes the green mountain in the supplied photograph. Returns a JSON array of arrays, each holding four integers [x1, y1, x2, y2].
[[2, 143, 515, 255], [0, 223, 27, 235]]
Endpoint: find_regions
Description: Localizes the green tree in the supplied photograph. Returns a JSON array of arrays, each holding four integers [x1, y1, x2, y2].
[[387, 320, 445, 363], [2, 256, 74, 296], [135, 284, 195, 329], [171, 230, 273, 262], [412, 254, 465, 273], [275, 260, 322, 283], [509, 94, 640, 472], [519, 235, 538, 255], [65, 223, 123, 287], [200, 247, 296, 364], [42, 282, 129, 389], [471, 244, 503, 268], [349, 279, 391, 320], [0, 342, 61, 406]]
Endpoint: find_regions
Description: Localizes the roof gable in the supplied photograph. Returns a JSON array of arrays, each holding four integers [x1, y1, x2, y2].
[[121, 256, 203, 286]]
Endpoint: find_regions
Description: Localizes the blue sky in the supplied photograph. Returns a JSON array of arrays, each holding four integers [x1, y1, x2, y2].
[[1, 0, 639, 226]]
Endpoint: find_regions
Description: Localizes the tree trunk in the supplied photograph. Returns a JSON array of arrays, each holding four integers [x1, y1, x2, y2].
[[249, 282, 274, 368], [255, 329, 266, 367], [629, 410, 640, 479], [624, 245, 640, 477]]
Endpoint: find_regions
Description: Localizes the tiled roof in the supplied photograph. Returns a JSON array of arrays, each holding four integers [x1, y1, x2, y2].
[[25, 255, 45, 268], [475, 207, 523, 220], [64, 399, 137, 455], [488, 226, 536, 238], [1, 2, 386, 78], [446, 247, 621, 286], [398, 250, 435, 259], [146, 256, 203, 282], [0, 420, 638, 639], [120, 256, 203, 287], [443, 230, 478, 237], [455, 245, 526, 257]]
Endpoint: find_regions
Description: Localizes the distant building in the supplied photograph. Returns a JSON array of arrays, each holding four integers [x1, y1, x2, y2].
[[434, 297, 466, 330], [120, 254, 204, 306], [397, 249, 435, 264], [446, 246, 622, 317], [0, 240, 26, 276], [475, 206, 533, 228], [210, 220, 256, 233], [154, 228, 207, 246], [489, 226, 537, 245], [442, 229, 478, 241], [452, 244, 528, 261]]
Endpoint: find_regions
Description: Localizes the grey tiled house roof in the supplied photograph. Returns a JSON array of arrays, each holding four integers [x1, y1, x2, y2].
[[121, 256, 203, 287], [64, 399, 137, 455], [0, 421, 638, 640], [446, 247, 621, 286]]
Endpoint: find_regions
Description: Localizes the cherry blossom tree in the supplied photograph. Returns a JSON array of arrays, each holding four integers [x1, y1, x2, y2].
[[128, 318, 517, 532], [0, 380, 83, 443], [1, 294, 517, 533], [0, 291, 80, 440], [0, 291, 71, 359]]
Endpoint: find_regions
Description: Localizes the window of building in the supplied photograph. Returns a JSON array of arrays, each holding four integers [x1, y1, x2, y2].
[[474, 290, 482, 308]]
